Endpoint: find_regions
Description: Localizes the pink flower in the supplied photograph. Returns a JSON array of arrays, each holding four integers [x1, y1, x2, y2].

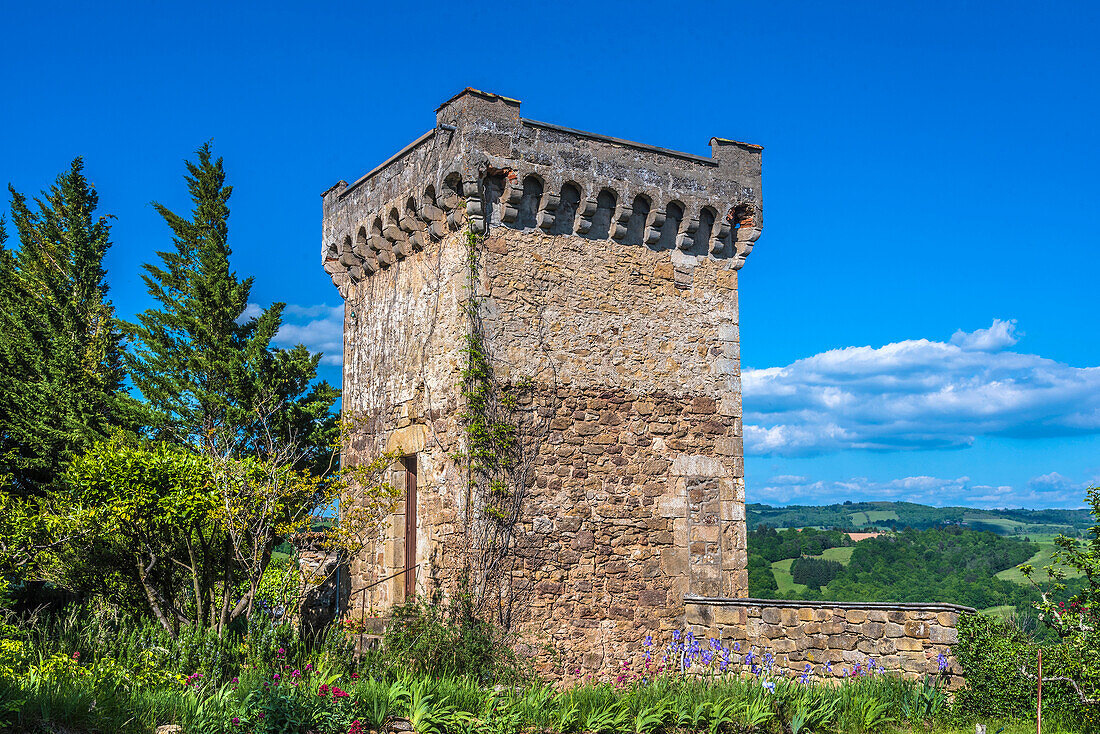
[[318, 684, 330, 697], [332, 686, 349, 698]]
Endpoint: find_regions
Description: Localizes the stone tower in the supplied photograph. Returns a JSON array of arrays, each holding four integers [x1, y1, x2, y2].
[[322, 89, 762, 674]]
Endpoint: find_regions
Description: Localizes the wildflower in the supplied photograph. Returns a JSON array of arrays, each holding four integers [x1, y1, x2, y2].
[[292, 669, 300, 678], [277, 647, 286, 658], [825, 662, 832, 674], [231, 717, 240, 726], [733, 642, 740, 652], [258, 713, 265, 719], [672, 630, 681, 640], [644, 635, 653, 647], [318, 684, 330, 696], [763, 679, 775, 693], [350, 672, 360, 680], [332, 686, 349, 698], [937, 653, 948, 672], [231, 677, 239, 684], [72, 651, 81, 661], [273, 673, 281, 681], [305, 662, 313, 671]]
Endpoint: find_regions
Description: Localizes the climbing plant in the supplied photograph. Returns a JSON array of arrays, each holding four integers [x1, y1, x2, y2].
[[457, 225, 547, 627]]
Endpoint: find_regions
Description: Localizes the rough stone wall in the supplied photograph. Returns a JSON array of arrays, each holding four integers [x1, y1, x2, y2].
[[477, 228, 747, 674], [340, 229, 468, 617], [338, 225, 748, 676], [685, 598, 969, 682], [327, 89, 761, 677]]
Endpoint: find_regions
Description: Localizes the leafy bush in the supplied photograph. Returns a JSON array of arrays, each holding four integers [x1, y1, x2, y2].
[[954, 612, 1091, 726], [381, 594, 523, 683]]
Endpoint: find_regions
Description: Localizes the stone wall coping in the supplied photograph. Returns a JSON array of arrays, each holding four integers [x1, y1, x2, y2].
[[522, 119, 718, 167], [685, 595, 977, 615], [335, 128, 437, 200]]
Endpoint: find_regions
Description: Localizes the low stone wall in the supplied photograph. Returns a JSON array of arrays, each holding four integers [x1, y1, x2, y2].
[[684, 596, 973, 681]]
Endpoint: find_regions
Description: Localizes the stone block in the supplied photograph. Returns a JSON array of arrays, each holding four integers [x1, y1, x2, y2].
[[930, 625, 957, 644]]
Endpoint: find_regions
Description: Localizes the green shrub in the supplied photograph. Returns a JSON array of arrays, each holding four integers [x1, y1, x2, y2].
[[954, 612, 1090, 726], [382, 594, 523, 683]]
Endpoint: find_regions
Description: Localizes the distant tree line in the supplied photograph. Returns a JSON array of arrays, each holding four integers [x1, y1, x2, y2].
[[746, 524, 1072, 615]]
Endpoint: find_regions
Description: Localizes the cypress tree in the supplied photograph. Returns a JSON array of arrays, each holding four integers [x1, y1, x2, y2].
[[127, 143, 337, 465], [0, 159, 136, 496]]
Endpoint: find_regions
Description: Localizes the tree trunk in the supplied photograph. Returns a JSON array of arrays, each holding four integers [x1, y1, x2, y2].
[[135, 554, 176, 639]]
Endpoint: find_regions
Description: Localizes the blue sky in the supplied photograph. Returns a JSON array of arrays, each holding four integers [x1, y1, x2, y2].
[[3, 1, 1098, 509]]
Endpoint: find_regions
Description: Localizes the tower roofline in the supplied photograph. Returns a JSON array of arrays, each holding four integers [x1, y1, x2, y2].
[[320, 88, 764, 296]]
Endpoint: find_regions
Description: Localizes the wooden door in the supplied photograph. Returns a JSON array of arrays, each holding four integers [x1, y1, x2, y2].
[[403, 455, 417, 598]]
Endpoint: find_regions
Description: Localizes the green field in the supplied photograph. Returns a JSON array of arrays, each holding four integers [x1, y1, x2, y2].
[[963, 514, 1074, 536], [819, 546, 855, 565], [849, 509, 898, 525], [772, 546, 855, 593], [995, 540, 1083, 585], [771, 558, 808, 595]]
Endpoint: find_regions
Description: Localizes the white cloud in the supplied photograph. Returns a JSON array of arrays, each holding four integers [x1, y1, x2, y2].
[[950, 318, 1021, 351], [751, 472, 1087, 509], [246, 302, 344, 366], [743, 320, 1100, 457]]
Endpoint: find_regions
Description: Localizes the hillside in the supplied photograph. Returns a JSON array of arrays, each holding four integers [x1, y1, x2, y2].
[[747, 500, 1091, 537]]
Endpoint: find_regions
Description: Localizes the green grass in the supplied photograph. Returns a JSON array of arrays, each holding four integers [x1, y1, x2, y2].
[[818, 546, 855, 565], [995, 541, 1083, 585], [981, 605, 1016, 619], [963, 515, 1075, 536], [848, 510, 898, 526], [771, 558, 808, 595]]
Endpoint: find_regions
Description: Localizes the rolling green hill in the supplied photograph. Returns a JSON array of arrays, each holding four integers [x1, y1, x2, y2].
[[747, 501, 1089, 537]]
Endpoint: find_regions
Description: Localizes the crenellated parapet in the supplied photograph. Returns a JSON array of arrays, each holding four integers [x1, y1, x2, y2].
[[321, 88, 763, 296]]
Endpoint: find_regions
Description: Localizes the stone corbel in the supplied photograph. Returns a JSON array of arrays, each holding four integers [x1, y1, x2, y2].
[[730, 226, 762, 270], [678, 217, 700, 250], [398, 212, 421, 235], [376, 249, 396, 268], [644, 209, 666, 246], [332, 272, 350, 299], [575, 198, 598, 235], [500, 173, 524, 225], [611, 204, 633, 242], [537, 192, 560, 232], [710, 219, 732, 257], [466, 194, 486, 235]]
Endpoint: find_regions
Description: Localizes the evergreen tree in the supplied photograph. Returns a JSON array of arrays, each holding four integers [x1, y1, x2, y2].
[[0, 159, 135, 496], [126, 143, 338, 467]]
